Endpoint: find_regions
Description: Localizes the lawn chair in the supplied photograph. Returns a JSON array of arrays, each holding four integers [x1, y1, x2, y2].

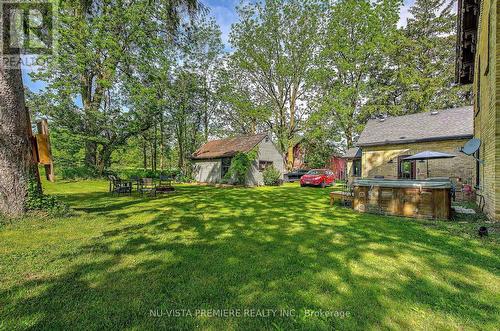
[[139, 177, 156, 197], [156, 175, 175, 193], [108, 175, 132, 195], [130, 175, 141, 192]]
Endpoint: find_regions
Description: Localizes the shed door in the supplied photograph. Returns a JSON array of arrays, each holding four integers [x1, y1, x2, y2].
[[221, 157, 231, 179]]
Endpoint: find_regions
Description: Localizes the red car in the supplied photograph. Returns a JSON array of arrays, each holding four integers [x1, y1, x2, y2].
[[300, 169, 335, 188]]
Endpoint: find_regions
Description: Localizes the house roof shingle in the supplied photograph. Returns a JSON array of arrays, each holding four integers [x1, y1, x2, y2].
[[356, 106, 473, 147], [192, 133, 268, 160], [343, 147, 362, 159]]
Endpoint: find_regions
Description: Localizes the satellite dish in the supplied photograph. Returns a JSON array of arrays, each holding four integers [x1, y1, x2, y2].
[[461, 138, 481, 155]]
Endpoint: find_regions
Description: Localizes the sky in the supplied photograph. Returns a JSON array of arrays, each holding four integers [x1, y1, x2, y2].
[[205, 0, 416, 47], [23, 0, 416, 93]]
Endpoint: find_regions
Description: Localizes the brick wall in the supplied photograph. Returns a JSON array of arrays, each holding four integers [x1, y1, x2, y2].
[[496, 0, 500, 220], [361, 139, 475, 184], [473, 0, 499, 221]]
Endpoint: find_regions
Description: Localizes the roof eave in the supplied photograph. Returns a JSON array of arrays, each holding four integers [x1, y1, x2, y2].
[[191, 152, 237, 160], [356, 134, 473, 147], [191, 133, 269, 161]]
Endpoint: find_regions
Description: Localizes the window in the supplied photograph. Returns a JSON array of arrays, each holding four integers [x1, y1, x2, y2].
[[398, 155, 415, 179], [475, 146, 481, 188], [259, 161, 273, 171], [352, 159, 361, 177], [307, 169, 326, 175], [221, 157, 231, 178], [485, 3, 492, 75]]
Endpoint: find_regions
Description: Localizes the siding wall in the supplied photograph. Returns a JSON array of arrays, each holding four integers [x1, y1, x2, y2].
[[193, 159, 221, 183], [247, 137, 285, 186], [361, 139, 475, 183], [474, 0, 499, 220], [345, 159, 361, 183], [346, 160, 353, 179]]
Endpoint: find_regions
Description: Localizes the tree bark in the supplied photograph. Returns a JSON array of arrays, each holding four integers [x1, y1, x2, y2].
[[152, 120, 157, 172], [159, 113, 164, 170], [287, 86, 298, 171], [0, 11, 35, 216], [142, 138, 147, 169], [85, 141, 97, 167], [97, 145, 112, 172]]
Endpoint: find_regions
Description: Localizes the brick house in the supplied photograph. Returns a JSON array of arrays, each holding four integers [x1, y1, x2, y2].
[[456, 0, 499, 221], [345, 107, 476, 185]]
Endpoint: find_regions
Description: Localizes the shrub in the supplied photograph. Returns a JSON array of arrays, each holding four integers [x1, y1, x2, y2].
[[26, 194, 69, 216], [224, 150, 257, 185], [263, 166, 282, 186], [60, 166, 99, 180], [26, 171, 69, 216]]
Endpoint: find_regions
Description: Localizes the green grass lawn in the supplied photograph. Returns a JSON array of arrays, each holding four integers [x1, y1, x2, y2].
[[1, 181, 499, 330]]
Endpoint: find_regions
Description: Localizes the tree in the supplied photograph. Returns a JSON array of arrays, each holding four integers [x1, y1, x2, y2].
[[302, 103, 344, 169], [215, 60, 272, 135], [314, 0, 401, 148], [395, 0, 472, 113], [0, 5, 41, 216], [181, 14, 224, 142], [228, 0, 321, 170], [31, 0, 201, 171], [0, 63, 34, 217], [124, 12, 223, 173]]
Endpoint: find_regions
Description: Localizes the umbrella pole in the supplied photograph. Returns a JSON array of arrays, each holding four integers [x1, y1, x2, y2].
[[426, 160, 429, 178]]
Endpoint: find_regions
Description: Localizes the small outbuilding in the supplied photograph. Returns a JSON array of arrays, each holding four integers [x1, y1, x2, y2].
[[191, 133, 284, 186]]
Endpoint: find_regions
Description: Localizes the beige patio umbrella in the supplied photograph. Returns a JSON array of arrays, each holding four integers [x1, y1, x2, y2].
[[403, 151, 456, 178]]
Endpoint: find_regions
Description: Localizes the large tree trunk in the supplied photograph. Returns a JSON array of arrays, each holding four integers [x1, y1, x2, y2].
[[345, 129, 353, 149], [152, 120, 157, 172], [84, 141, 97, 167], [97, 144, 112, 172], [203, 82, 209, 142], [0, 16, 34, 217], [159, 114, 164, 170], [286, 86, 298, 171], [142, 138, 147, 169]]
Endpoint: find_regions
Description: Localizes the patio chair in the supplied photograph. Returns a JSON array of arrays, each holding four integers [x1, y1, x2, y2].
[[139, 177, 157, 197], [108, 175, 132, 195], [130, 175, 141, 192], [156, 175, 175, 193]]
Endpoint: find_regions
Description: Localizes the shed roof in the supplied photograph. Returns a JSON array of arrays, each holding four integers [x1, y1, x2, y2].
[[343, 147, 362, 159], [356, 107, 473, 147], [192, 133, 268, 160]]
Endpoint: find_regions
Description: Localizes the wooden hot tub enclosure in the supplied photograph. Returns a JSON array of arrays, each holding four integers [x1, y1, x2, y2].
[[353, 179, 451, 220]]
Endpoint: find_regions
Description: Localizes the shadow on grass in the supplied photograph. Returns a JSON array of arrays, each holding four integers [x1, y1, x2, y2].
[[1, 184, 499, 329]]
